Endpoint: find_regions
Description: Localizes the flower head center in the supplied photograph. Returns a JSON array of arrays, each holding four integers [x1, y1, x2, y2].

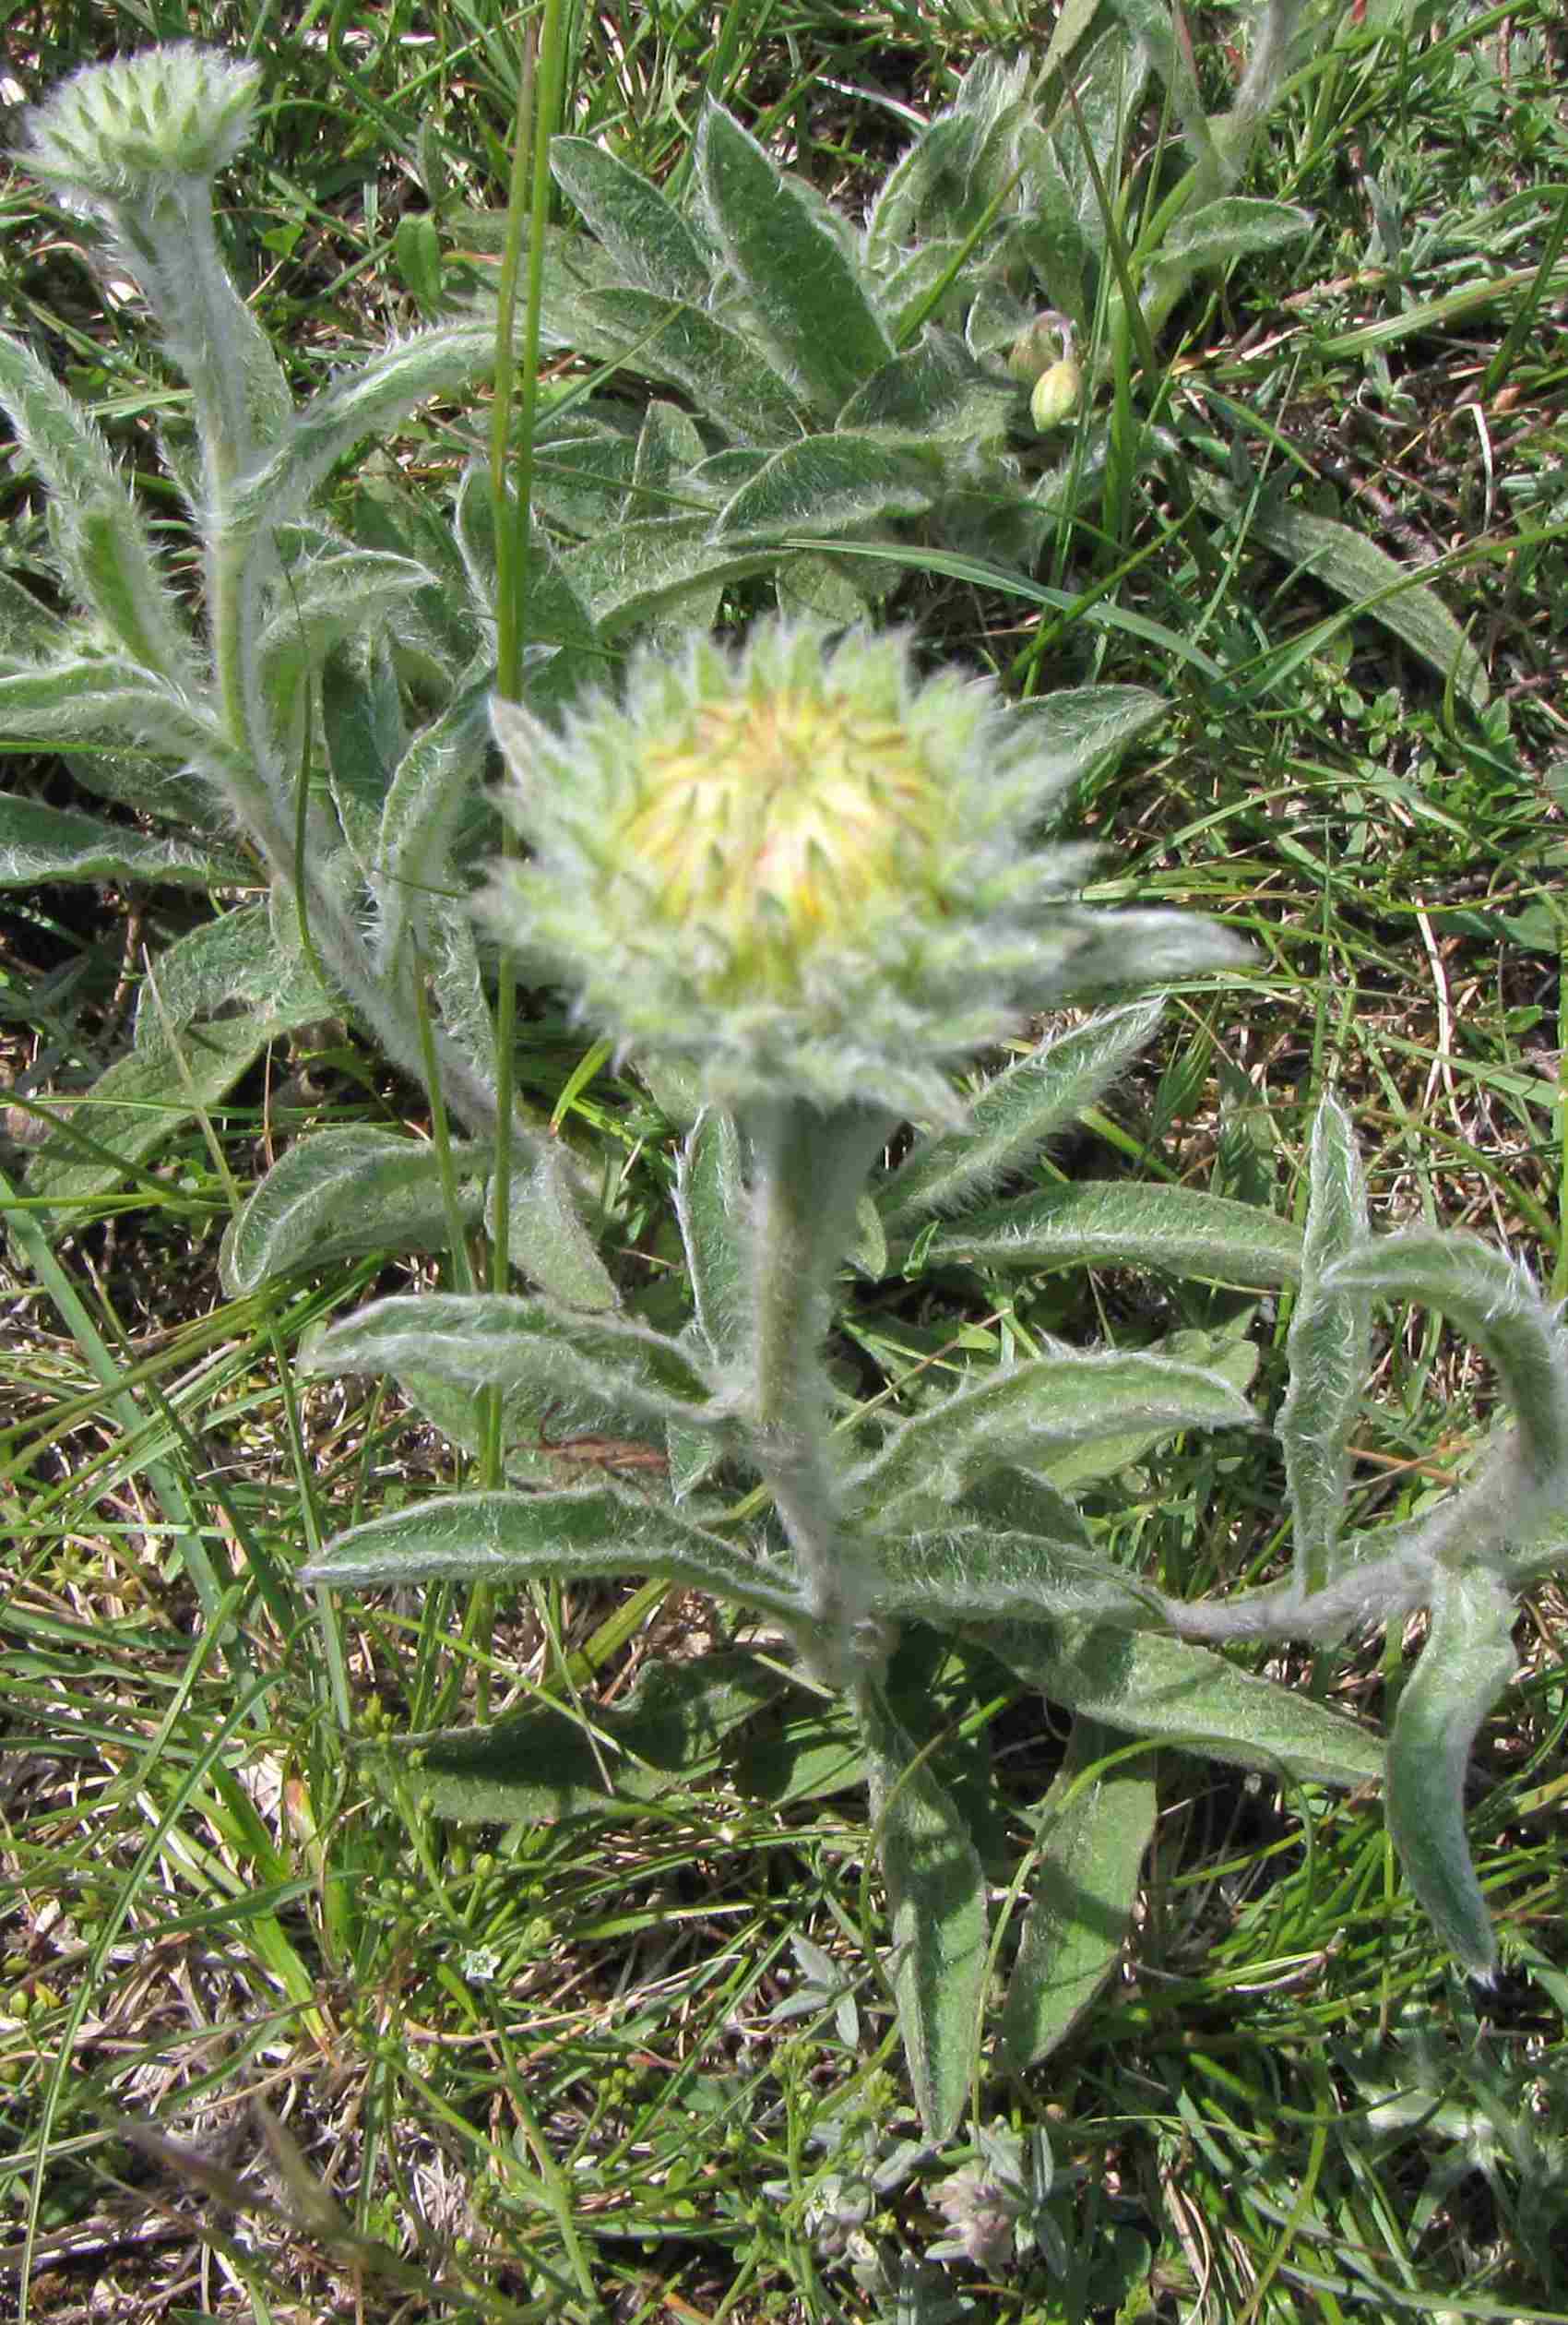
[[618, 687, 943, 990]]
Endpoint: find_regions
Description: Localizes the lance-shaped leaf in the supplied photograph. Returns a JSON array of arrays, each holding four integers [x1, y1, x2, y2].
[[257, 548, 435, 700], [1324, 1231, 1568, 1513], [543, 286, 802, 446], [300, 1484, 804, 1621], [135, 900, 331, 1051], [232, 326, 500, 536], [1157, 197, 1314, 268], [0, 658, 220, 757], [855, 1678, 989, 2140], [999, 1718, 1157, 2071], [371, 674, 493, 974], [980, 1619, 1384, 1789], [847, 1348, 1257, 1527], [550, 137, 713, 304], [921, 1181, 1304, 1285], [1002, 686, 1170, 816], [1199, 480, 1488, 711], [0, 795, 240, 890], [496, 1149, 620, 1313], [25, 1017, 279, 1220], [1045, 1328, 1259, 1495], [220, 1129, 490, 1295], [695, 104, 891, 418], [1279, 1095, 1370, 1598], [871, 1524, 1163, 1628], [370, 1650, 788, 1824], [0, 330, 194, 684], [881, 999, 1163, 1231], [837, 339, 1018, 448], [561, 517, 778, 633], [675, 1110, 750, 1366], [303, 1293, 718, 1436], [1385, 1567, 1516, 1977], [712, 434, 942, 542]]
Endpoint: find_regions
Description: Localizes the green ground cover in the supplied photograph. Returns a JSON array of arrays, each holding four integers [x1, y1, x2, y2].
[[1, 2, 1566, 2318]]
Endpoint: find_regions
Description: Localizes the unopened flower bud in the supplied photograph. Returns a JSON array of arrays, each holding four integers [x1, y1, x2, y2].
[[1030, 354, 1082, 433], [23, 46, 261, 209]]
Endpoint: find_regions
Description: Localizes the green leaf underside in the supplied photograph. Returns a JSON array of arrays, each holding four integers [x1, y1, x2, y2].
[[544, 287, 802, 446], [856, 1679, 990, 2140], [501, 1151, 621, 1312], [368, 1651, 788, 1824], [1384, 1568, 1516, 1976], [980, 1619, 1384, 1789], [220, 1130, 489, 1295], [920, 1180, 1305, 1283], [301, 1486, 804, 1620], [999, 1717, 1157, 2070], [303, 1292, 711, 1432]]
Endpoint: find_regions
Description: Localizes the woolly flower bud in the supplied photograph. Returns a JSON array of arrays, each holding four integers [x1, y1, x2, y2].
[[23, 46, 261, 209], [482, 622, 1244, 1120]]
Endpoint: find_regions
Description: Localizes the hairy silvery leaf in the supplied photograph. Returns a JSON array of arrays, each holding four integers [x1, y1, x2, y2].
[[881, 997, 1163, 1230], [232, 325, 500, 537], [321, 635, 406, 871], [1279, 1095, 1370, 1596], [550, 135, 713, 304], [495, 1151, 620, 1312], [25, 1017, 279, 1223], [372, 1650, 787, 1824], [999, 1718, 1157, 2070], [256, 547, 436, 702], [0, 330, 195, 686], [1324, 1230, 1568, 1525], [1385, 1567, 1516, 1978], [982, 1619, 1385, 1789], [836, 340, 1019, 449], [531, 413, 644, 536], [0, 569, 68, 658], [561, 517, 778, 633], [0, 657, 220, 758], [871, 1525, 1161, 1628], [540, 285, 802, 446], [1042, 1327, 1258, 1495], [1158, 196, 1313, 268], [134, 901, 329, 1051], [675, 1110, 750, 1366], [1002, 685, 1170, 810], [0, 795, 240, 889], [712, 435, 943, 542], [629, 400, 708, 524], [855, 1677, 990, 2140], [371, 674, 493, 974], [695, 105, 892, 417], [865, 108, 984, 266], [921, 1179, 1304, 1284], [1201, 483, 1488, 710], [847, 1347, 1256, 1528], [220, 1128, 490, 1295], [303, 1292, 718, 1436], [301, 1484, 805, 1620]]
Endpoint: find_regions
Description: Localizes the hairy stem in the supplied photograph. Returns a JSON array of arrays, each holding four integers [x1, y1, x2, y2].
[[742, 1099, 893, 1685]]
